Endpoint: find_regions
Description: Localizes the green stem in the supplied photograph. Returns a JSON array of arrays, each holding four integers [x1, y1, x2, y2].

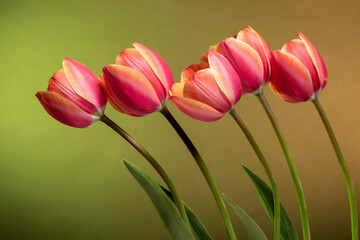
[[256, 92, 311, 240], [229, 109, 280, 240], [312, 98, 358, 240], [100, 114, 190, 227], [160, 106, 237, 240]]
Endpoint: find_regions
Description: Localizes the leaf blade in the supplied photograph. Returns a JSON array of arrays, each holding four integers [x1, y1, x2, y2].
[[124, 160, 195, 240], [224, 195, 268, 240], [161, 186, 213, 240], [243, 166, 299, 240]]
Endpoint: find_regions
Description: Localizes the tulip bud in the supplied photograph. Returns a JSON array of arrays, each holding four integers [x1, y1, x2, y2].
[[212, 26, 271, 95], [269, 33, 328, 103], [36, 58, 107, 128], [101, 42, 174, 116], [170, 51, 242, 122]]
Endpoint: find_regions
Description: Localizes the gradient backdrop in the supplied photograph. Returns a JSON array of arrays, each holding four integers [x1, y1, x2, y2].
[[1, 0, 360, 239]]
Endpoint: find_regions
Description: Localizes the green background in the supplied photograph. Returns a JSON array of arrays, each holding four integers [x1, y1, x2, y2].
[[1, 0, 359, 239]]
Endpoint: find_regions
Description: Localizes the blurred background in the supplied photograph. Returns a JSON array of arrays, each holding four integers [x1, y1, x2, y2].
[[1, 0, 360, 239]]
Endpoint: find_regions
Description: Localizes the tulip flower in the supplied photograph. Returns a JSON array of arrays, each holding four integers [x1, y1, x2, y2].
[[269, 33, 328, 103], [170, 50, 242, 122], [101, 42, 174, 117], [211, 26, 271, 95], [36, 58, 107, 128], [270, 33, 358, 239]]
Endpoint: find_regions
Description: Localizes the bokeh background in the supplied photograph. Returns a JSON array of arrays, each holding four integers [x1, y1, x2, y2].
[[1, 0, 360, 239]]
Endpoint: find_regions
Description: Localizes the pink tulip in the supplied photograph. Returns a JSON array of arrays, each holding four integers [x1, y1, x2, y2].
[[101, 42, 174, 116], [36, 58, 107, 128], [211, 26, 271, 95], [269, 33, 328, 103], [170, 51, 242, 122]]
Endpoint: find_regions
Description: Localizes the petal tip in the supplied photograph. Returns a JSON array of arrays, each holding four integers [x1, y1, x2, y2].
[[63, 57, 73, 65], [35, 91, 42, 99], [298, 32, 305, 39], [245, 25, 253, 31]]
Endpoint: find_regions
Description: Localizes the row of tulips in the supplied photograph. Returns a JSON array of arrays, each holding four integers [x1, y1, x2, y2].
[[36, 26, 358, 240]]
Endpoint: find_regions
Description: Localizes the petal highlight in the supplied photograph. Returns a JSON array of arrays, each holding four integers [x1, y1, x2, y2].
[[115, 48, 166, 102], [207, 50, 242, 104], [133, 42, 174, 92], [62, 58, 107, 112], [237, 26, 271, 80], [298, 33, 328, 90]]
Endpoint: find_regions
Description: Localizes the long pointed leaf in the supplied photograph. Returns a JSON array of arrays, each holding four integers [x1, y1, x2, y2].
[[161, 186, 213, 240], [124, 160, 195, 240], [243, 166, 299, 240], [224, 195, 268, 240]]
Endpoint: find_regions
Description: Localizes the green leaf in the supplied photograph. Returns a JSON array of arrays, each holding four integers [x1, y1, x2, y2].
[[243, 166, 299, 240], [224, 195, 267, 240], [124, 160, 195, 240], [224, 195, 268, 240], [161, 186, 213, 240]]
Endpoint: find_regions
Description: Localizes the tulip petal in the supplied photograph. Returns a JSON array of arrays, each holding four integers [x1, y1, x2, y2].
[[133, 42, 174, 92], [237, 26, 271, 80], [170, 96, 225, 122], [181, 64, 202, 83], [183, 69, 232, 113], [171, 83, 225, 122], [221, 39, 264, 95], [298, 33, 328, 90], [207, 50, 242, 104], [48, 70, 98, 115], [269, 51, 314, 103], [170, 83, 225, 122], [200, 52, 210, 68], [282, 39, 319, 91], [36, 91, 97, 128], [62, 58, 107, 112], [102, 65, 161, 116], [170, 82, 185, 97], [48, 69, 73, 91], [115, 48, 167, 102]]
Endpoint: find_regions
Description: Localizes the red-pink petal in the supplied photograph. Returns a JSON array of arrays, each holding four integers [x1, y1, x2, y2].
[[282, 39, 319, 91], [207, 50, 242, 104], [48, 70, 98, 115], [133, 42, 174, 92], [62, 58, 107, 112], [36, 91, 97, 128], [237, 26, 271, 80], [115, 48, 167, 102], [102, 64, 161, 116], [298, 33, 328, 90], [170, 96, 225, 122], [221, 38, 263, 94], [183, 69, 231, 113], [48, 69, 73, 91], [170, 84, 224, 122], [269, 51, 314, 103]]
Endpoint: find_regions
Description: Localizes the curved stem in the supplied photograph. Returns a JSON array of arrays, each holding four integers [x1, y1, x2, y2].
[[100, 114, 190, 227], [229, 109, 280, 240], [312, 98, 358, 240], [256, 92, 311, 240], [160, 106, 237, 240]]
